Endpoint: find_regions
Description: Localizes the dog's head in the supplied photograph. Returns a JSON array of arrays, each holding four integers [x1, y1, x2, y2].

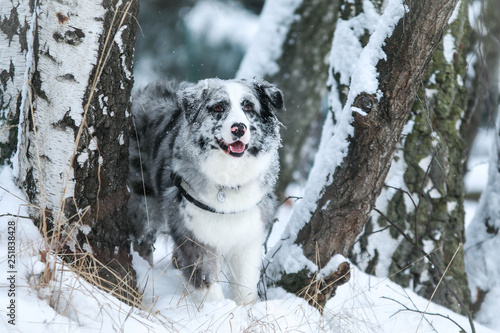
[[177, 78, 284, 158]]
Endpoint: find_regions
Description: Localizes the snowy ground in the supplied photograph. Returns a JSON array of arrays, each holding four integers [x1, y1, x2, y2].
[[0, 164, 497, 333]]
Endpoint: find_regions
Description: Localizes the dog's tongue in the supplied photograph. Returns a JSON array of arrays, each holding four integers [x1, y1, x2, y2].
[[229, 141, 245, 154]]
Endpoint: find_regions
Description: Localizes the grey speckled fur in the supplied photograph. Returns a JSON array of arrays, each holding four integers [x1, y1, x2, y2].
[[128, 78, 284, 304]]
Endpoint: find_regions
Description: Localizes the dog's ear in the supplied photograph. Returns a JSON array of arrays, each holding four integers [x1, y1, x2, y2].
[[253, 79, 284, 111], [177, 81, 209, 123]]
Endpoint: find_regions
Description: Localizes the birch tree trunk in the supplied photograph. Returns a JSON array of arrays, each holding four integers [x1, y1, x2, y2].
[[0, 2, 30, 165], [14, 0, 139, 300], [269, 0, 467, 311]]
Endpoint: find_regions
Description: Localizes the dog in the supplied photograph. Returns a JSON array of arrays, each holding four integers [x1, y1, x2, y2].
[[128, 78, 284, 305]]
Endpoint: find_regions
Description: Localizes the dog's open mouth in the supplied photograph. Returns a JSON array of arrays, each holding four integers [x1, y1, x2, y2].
[[216, 138, 247, 157]]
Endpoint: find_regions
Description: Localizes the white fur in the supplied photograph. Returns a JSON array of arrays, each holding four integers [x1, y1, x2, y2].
[[184, 205, 265, 305], [188, 282, 225, 307], [202, 151, 269, 185]]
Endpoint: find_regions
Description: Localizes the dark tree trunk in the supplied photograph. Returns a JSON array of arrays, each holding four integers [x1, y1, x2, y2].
[[297, 0, 459, 269], [72, 0, 140, 298], [350, 0, 472, 314], [278, 0, 463, 309], [270, 0, 340, 198]]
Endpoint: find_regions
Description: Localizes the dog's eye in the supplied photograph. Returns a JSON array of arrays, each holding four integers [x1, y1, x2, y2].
[[244, 104, 253, 112], [214, 105, 224, 112]]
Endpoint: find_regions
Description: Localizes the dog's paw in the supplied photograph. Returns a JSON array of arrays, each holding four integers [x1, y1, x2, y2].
[[188, 282, 225, 308], [231, 285, 258, 306]]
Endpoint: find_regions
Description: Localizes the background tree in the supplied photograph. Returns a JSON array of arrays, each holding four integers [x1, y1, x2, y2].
[[463, 0, 500, 154], [134, 0, 260, 84], [464, 0, 500, 326], [0, 0, 140, 301], [238, 0, 340, 198]]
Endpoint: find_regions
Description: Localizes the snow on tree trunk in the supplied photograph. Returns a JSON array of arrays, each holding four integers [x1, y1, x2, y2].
[[16, 0, 139, 300], [465, 1, 500, 327], [0, 3, 30, 165], [466, 115, 500, 327], [266, 0, 462, 310], [237, 0, 340, 198], [349, 0, 473, 314], [462, 0, 500, 159]]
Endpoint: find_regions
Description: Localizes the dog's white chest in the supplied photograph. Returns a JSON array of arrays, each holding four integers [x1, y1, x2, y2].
[[185, 206, 265, 254]]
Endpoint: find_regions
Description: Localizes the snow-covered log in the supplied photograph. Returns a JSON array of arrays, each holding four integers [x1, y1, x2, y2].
[[14, 0, 139, 298]]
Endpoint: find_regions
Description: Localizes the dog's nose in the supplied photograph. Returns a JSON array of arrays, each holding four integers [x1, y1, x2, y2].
[[231, 123, 247, 139]]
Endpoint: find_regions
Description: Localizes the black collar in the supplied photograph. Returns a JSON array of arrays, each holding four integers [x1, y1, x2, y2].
[[170, 172, 268, 215]]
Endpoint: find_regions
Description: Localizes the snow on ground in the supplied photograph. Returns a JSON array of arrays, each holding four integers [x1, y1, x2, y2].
[[0, 165, 497, 332]]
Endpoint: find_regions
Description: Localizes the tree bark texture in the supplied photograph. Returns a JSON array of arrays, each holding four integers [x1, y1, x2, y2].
[[351, 0, 472, 314], [0, 2, 30, 165], [289, 0, 461, 304], [16, 0, 139, 301], [239, 0, 340, 199], [463, 0, 500, 162]]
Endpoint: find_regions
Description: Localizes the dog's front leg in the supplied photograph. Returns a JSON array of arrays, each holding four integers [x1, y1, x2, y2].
[[173, 239, 224, 307], [227, 242, 262, 305]]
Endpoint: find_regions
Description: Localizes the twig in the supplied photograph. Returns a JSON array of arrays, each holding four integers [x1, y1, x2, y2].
[[415, 153, 436, 245], [386, 285, 437, 330], [0, 213, 31, 219], [280, 195, 303, 206], [381, 296, 466, 332], [416, 244, 462, 333], [0, 185, 31, 205]]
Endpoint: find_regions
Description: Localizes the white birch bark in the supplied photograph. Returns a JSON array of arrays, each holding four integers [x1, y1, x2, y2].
[[0, 2, 31, 164], [17, 0, 106, 220], [2, 0, 138, 297]]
